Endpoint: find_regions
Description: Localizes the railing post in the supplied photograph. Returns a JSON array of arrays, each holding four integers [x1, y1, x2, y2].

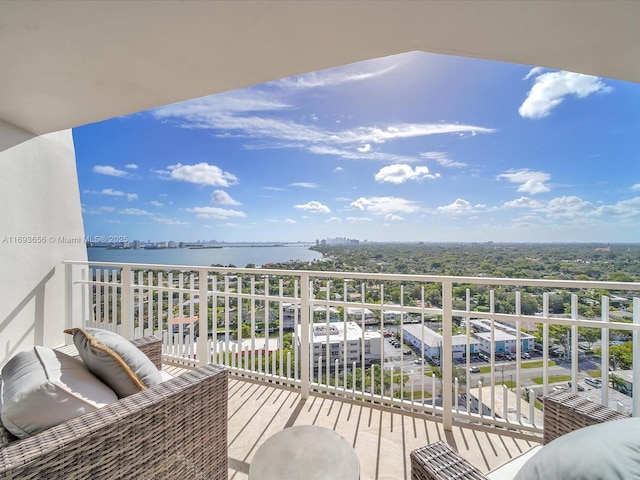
[[120, 265, 133, 340], [442, 279, 453, 431], [542, 293, 549, 398], [198, 268, 209, 365], [64, 263, 74, 344], [300, 273, 311, 399], [601, 295, 609, 407], [570, 294, 579, 391], [633, 297, 640, 417]]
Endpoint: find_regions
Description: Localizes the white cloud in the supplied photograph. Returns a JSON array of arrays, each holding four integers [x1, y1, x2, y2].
[[346, 217, 373, 223], [125, 164, 138, 169], [307, 145, 418, 163], [420, 152, 467, 168], [502, 197, 544, 209], [211, 189, 241, 205], [497, 169, 551, 194], [350, 196, 420, 215], [219, 222, 247, 228], [148, 201, 164, 207], [264, 186, 286, 191], [168, 163, 238, 187], [591, 196, 640, 219], [289, 182, 318, 189], [519, 70, 612, 119], [294, 201, 331, 213], [523, 67, 545, 80], [82, 206, 116, 215], [327, 217, 342, 223], [632, 183, 640, 191], [152, 90, 495, 160], [357, 144, 371, 153], [334, 167, 344, 172], [283, 218, 296, 224], [120, 208, 152, 215], [93, 165, 128, 177], [153, 217, 190, 225], [374, 164, 440, 184], [543, 196, 595, 218], [437, 198, 473, 215], [186, 206, 247, 219], [274, 63, 397, 89], [85, 188, 138, 201], [104, 219, 121, 224], [385, 214, 404, 221]]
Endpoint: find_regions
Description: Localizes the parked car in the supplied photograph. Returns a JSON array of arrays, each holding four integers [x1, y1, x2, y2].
[[469, 366, 480, 373], [585, 377, 602, 388], [521, 352, 531, 359]]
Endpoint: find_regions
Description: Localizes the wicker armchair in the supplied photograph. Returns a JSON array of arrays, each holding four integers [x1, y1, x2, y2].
[[410, 390, 627, 480], [0, 336, 229, 480]]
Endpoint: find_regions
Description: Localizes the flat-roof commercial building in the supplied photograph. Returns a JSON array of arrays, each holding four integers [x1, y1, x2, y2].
[[297, 321, 382, 368], [470, 319, 535, 354], [403, 324, 480, 361]]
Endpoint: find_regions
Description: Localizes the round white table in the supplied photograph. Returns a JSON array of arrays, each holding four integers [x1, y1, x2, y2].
[[249, 425, 360, 480]]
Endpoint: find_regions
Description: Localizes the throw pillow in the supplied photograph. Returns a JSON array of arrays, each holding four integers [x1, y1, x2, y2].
[[65, 327, 162, 397], [514, 417, 640, 480], [0, 346, 118, 438]]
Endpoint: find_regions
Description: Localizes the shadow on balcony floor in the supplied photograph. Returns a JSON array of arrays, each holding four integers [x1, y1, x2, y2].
[[225, 377, 541, 480]]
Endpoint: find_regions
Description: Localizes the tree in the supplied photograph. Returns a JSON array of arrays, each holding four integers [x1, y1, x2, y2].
[[609, 373, 630, 395], [610, 342, 633, 370], [578, 327, 600, 350], [232, 323, 251, 340], [431, 365, 467, 391], [536, 323, 571, 357]]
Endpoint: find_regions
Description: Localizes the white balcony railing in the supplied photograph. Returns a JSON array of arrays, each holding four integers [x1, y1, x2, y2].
[[63, 260, 640, 434]]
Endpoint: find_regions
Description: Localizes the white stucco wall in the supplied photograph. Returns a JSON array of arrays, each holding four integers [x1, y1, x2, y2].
[[0, 121, 87, 368]]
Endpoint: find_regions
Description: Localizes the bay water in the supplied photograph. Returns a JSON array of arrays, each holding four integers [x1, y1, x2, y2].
[[87, 244, 323, 268]]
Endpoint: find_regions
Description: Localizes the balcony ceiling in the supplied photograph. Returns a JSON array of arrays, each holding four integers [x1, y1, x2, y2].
[[2, 0, 639, 136]]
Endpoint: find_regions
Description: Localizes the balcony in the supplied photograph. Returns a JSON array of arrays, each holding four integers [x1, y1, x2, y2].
[[60, 260, 640, 478]]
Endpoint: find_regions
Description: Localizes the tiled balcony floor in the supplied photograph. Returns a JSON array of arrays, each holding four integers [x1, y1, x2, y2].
[[224, 377, 542, 480]]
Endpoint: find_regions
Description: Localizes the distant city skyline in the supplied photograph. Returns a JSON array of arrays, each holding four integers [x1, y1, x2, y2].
[[75, 51, 640, 243]]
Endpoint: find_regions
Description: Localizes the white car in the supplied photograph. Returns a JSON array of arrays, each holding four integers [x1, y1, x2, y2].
[[585, 377, 602, 388]]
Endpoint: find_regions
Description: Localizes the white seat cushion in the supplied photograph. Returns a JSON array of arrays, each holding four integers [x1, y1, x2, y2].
[[0, 346, 117, 438]]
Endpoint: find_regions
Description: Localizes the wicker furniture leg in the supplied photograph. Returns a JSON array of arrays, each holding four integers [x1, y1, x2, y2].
[[410, 441, 488, 480]]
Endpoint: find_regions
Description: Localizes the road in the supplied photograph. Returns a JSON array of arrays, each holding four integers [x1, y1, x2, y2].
[[383, 339, 605, 398]]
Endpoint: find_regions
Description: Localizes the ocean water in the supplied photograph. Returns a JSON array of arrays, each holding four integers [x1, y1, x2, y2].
[[87, 244, 324, 267]]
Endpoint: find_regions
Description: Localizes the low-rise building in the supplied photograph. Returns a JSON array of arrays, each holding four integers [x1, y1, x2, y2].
[[346, 307, 379, 324], [282, 303, 340, 329], [470, 319, 535, 354], [403, 324, 480, 361], [297, 321, 382, 368]]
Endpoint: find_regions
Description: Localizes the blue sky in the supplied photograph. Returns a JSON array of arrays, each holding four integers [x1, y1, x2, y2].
[[74, 51, 640, 243]]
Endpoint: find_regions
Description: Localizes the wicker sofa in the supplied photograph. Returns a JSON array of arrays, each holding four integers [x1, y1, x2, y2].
[[0, 336, 229, 480], [410, 390, 627, 480]]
